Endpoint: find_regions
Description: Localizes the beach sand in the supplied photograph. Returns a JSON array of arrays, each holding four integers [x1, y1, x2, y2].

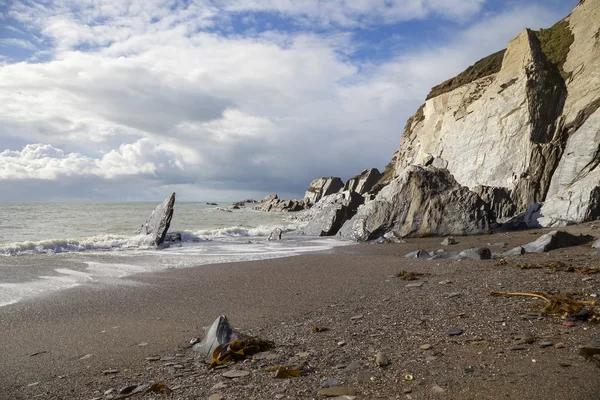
[[1, 224, 600, 399]]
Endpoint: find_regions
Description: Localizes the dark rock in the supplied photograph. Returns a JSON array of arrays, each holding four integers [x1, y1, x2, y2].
[[441, 237, 457, 246], [304, 177, 345, 206], [457, 247, 492, 260], [137, 193, 175, 246], [303, 191, 364, 236], [339, 166, 490, 241], [503, 246, 525, 256], [344, 168, 383, 195], [405, 249, 431, 259], [164, 232, 182, 243], [522, 230, 594, 253], [447, 328, 464, 336]]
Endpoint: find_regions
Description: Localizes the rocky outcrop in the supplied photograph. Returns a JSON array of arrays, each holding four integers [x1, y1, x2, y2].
[[303, 191, 364, 236], [257, 194, 306, 212], [375, 0, 600, 229], [344, 168, 382, 195], [338, 166, 490, 241], [137, 193, 175, 246], [304, 177, 344, 206]]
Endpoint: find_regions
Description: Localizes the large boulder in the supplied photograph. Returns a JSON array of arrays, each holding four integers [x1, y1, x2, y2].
[[338, 166, 490, 241], [304, 177, 344, 206], [138, 192, 175, 246], [521, 230, 594, 253], [303, 190, 364, 236], [344, 168, 383, 195], [257, 194, 306, 212]]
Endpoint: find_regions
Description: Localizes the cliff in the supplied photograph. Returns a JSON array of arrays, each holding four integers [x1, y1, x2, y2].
[[392, 0, 600, 228]]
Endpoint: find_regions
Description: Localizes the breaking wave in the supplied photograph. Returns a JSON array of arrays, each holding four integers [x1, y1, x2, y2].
[[0, 222, 307, 256]]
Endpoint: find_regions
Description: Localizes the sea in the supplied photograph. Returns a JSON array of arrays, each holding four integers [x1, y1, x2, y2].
[[0, 202, 349, 307]]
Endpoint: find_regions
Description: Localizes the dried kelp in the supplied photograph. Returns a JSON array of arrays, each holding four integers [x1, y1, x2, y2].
[[490, 291, 599, 322], [513, 261, 600, 274], [208, 337, 275, 370], [396, 270, 427, 281]]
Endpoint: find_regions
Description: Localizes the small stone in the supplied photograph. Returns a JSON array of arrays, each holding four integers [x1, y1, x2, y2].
[[104, 389, 115, 395], [559, 362, 571, 368], [338, 340, 347, 347], [161, 356, 176, 361], [350, 315, 363, 321], [420, 344, 432, 350], [464, 366, 475, 373], [441, 237, 457, 246], [222, 370, 250, 379], [296, 352, 310, 358], [375, 351, 390, 367], [448, 292, 461, 298], [447, 328, 464, 336], [346, 361, 362, 371], [119, 385, 138, 395], [405, 282, 424, 288], [555, 343, 566, 349], [438, 280, 452, 285], [145, 356, 161, 361], [562, 321, 577, 327], [403, 388, 413, 394], [27, 382, 40, 387], [102, 369, 119, 375], [79, 354, 93, 360], [208, 395, 223, 400], [172, 364, 185, 369], [431, 384, 446, 394], [212, 382, 227, 390], [137, 342, 148, 347], [317, 386, 357, 397], [539, 342, 553, 348], [515, 335, 535, 345], [510, 345, 526, 351]]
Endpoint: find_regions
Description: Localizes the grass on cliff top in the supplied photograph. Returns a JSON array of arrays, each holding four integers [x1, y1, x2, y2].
[[426, 49, 506, 100], [533, 20, 574, 81]]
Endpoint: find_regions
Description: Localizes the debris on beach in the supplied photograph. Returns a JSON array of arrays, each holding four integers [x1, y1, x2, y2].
[[490, 291, 599, 322], [312, 326, 329, 333], [208, 337, 275, 370], [396, 270, 427, 281], [193, 315, 248, 359], [513, 261, 600, 275]]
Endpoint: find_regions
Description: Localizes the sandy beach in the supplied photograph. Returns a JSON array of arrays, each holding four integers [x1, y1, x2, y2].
[[1, 225, 600, 400]]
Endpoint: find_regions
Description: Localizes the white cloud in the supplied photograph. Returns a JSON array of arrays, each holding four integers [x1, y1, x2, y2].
[[0, 38, 38, 51], [0, 0, 577, 200]]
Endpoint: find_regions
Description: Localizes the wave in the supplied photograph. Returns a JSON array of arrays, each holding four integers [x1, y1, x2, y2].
[[0, 222, 307, 256]]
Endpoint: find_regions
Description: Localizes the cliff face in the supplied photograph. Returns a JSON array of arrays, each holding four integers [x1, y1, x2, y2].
[[394, 0, 600, 227]]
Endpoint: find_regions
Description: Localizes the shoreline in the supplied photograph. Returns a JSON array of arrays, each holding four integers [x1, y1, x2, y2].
[[1, 225, 600, 399]]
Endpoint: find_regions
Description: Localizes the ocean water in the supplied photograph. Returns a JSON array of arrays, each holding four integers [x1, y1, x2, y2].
[[0, 202, 349, 307]]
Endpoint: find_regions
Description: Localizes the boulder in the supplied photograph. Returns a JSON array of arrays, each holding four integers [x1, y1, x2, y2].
[[441, 237, 457, 246], [268, 228, 283, 241], [344, 168, 382, 195], [303, 190, 364, 236], [193, 315, 247, 360], [521, 230, 594, 253], [304, 177, 344, 205], [458, 247, 492, 260], [138, 192, 175, 246], [405, 249, 432, 259], [338, 166, 491, 241]]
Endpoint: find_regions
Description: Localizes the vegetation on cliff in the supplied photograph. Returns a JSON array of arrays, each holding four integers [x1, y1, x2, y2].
[[426, 50, 506, 100], [533, 20, 574, 80]]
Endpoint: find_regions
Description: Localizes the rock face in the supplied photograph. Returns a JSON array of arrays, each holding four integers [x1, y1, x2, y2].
[[303, 191, 364, 236], [304, 177, 344, 205], [338, 166, 490, 241], [138, 192, 175, 246], [257, 194, 306, 212], [344, 168, 382, 195], [386, 0, 600, 228]]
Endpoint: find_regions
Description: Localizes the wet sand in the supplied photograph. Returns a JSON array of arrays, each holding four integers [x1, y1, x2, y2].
[[1, 225, 600, 399]]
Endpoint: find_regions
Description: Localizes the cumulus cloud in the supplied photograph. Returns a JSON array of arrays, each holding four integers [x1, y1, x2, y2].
[[0, 0, 577, 200]]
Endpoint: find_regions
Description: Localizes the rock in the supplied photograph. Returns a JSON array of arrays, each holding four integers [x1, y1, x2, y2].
[[420, 344, 432, 350], [405, 282, 424, 288], [503, 246, 526, 257], [222, 370, 250, 379], [539, 341, 553, 348], [339, 166, 491, 241], [193, 315, 247, 360], [457, 247, 492, 260], [212, 382, 227, 390], [137, 192, 175, 246], [164, 232, 182, 243], [317, 387, 357, 397], [447, 328, 464, 336], [303, 191, 364, 236], [268, 228, 283, 241], [344, 168, 383, 195], [521, 230, 594, 253], [350, 314, 363, 321], [431, 384, 446, 394], [594, 238, 600, 249], [208, 395, 223, 400], [102, 369, 119, 375], [375, 351, 390, 367], [405, 249, 431, 259], [304, 177, 345, 206], [441, 237, 457, 246]]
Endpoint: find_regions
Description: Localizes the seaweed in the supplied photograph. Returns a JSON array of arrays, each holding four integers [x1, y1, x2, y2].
[[208, 337, 275, 369], [491, 291, 598, 322]]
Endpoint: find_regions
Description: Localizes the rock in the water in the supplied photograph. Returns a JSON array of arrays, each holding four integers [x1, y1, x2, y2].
[[521, 230, 593, 253], [268, 228, 283, 241], [257, 194, 306, 212], [304, 177, 345, 206], [193, 315, 247, 359], [138, 193, 175, 246], [344, 168, 383, 195], [303, 191, 364, 236], [338, 166, 490, 241], [457, 247, 492, 260], [164, 232, 182, 243]]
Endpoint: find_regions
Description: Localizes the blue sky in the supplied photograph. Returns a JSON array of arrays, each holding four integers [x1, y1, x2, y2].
[[0, 0, 579, 201]]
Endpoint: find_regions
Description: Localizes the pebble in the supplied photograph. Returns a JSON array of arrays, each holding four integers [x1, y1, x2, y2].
[[438, 280, 453, 285], [405, 282, 424, 288], [350, 315, 363, 321], [559, 362, 571, 368], [137, 342, 148, 347], [562, 321, 577, 327], [447, 328, 464, 336], [208, 395, 223, 400], [212, 382, 227, 390], [448, 292, 461, 298], [27, 382, 40, 387], [420, 344, 432, 350], [317, 386, 357, 397], [222, 370, 250, 379], [539, 341, 553, 348], [145, 356, 161, 361], [464, 366, 475, 373], [431, 384, 446, 394], [102, 369, 119, 375], [555, 343, 566, 349], [510, 345, 526, 351], [297, 352, 310, 358], [337, 341, 347, 347], [375, 351, 390, 367], [79, 354, 93, 360]]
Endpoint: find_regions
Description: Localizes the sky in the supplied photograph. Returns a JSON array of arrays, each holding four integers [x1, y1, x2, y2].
[[0, 0, 578, 201]]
